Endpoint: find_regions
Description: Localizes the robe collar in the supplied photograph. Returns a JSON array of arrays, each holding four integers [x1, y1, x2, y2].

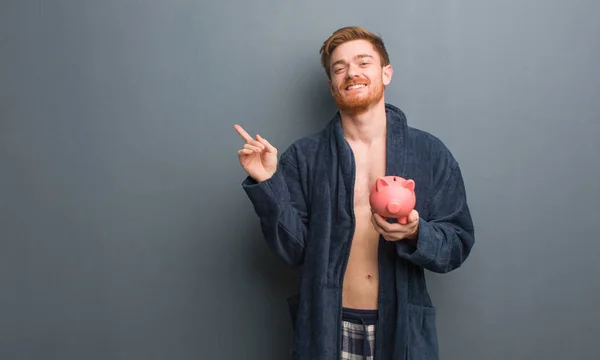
[[329, 103, 409, 179]]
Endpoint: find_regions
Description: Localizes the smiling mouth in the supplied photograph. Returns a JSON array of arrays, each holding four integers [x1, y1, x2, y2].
[[345, 84, 367, 90]]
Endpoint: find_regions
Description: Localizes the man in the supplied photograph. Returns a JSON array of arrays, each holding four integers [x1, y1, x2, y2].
[[234, 26, 475, 360]]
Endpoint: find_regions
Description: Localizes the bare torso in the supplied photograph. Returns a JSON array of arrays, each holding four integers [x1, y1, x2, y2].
[[342, 139, 386, 309]]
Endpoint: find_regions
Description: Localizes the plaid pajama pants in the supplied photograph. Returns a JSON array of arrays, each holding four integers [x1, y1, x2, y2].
[[341, 307, 377, 360]]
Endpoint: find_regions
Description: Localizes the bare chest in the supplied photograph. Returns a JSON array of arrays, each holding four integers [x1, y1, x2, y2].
[[351, 144, 386, 210]]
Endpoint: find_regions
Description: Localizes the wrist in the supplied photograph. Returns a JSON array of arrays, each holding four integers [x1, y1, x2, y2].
[[252, 171, 276, 183], [254, 174, 272, 183], [404, 220, 420, 243], [407, 227, 419, 240]]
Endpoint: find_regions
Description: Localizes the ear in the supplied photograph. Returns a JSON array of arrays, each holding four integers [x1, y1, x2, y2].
[[403, 179, 415, 192], [382, 64, 393, 86], [376, 177, 389, 191]]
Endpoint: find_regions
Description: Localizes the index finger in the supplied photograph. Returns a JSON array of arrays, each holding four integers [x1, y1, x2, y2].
[[233, 124, 252, 142]]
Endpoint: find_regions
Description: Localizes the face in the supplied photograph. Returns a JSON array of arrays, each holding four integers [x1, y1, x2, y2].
[[328, 39, 393, 114]]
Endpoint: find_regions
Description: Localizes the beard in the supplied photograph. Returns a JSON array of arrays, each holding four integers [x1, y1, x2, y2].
[[332, 77, 385, 114]]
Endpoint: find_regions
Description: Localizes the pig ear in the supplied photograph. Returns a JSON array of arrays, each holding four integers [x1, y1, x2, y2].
[[376, 177, 388, 191], [404, 179, 415, 191]]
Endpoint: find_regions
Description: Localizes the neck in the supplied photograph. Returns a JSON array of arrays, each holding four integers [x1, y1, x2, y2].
[[340, 102, 387, 144]]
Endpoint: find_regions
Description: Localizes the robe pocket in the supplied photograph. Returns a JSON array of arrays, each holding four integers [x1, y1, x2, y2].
[[286, 293, 300, 356], [406, 303, 439, 360], [286, 292, 300, 329]]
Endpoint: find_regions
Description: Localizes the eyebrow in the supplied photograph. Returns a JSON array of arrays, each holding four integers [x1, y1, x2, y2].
[[331, 54, 374, 68]]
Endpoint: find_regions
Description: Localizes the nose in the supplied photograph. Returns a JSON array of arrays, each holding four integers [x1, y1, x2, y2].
[[346, 63, 360, 79]]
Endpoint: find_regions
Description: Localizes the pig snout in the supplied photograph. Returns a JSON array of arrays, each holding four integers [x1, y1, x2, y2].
[[387, 202, 402, 214]]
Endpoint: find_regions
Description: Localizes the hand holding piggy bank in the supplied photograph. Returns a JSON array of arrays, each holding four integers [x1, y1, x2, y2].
[[369, 176, 416, 225]]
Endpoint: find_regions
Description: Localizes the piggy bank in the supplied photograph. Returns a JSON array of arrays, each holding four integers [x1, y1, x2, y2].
[[369, 176, 416, 224]]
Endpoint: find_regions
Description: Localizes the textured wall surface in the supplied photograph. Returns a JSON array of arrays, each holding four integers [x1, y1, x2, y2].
[[2, 0, 599, 359]]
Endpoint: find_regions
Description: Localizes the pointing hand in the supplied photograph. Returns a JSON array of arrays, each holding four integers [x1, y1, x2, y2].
[[234, 124, 278, 182]]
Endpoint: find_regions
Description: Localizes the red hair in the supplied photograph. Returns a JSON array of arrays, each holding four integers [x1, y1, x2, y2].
[[319, 26, 390, 79]]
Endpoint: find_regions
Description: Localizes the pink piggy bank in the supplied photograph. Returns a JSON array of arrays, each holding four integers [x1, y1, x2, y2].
[[369, 176, 416, 225]]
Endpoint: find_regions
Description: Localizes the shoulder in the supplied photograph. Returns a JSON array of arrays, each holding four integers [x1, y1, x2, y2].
[[385, 102, 459, 171], [278, 128, 326, 167], [406, 126, 459, 171], [404, 125, 464, 191]]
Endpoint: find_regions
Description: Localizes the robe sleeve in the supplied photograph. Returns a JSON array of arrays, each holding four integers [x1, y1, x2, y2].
[[396, 161, 475, 273], [241, 151, 308, 266]]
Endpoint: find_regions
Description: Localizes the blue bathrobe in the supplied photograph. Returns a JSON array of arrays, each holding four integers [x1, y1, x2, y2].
[[242, 103, 475, 359]]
